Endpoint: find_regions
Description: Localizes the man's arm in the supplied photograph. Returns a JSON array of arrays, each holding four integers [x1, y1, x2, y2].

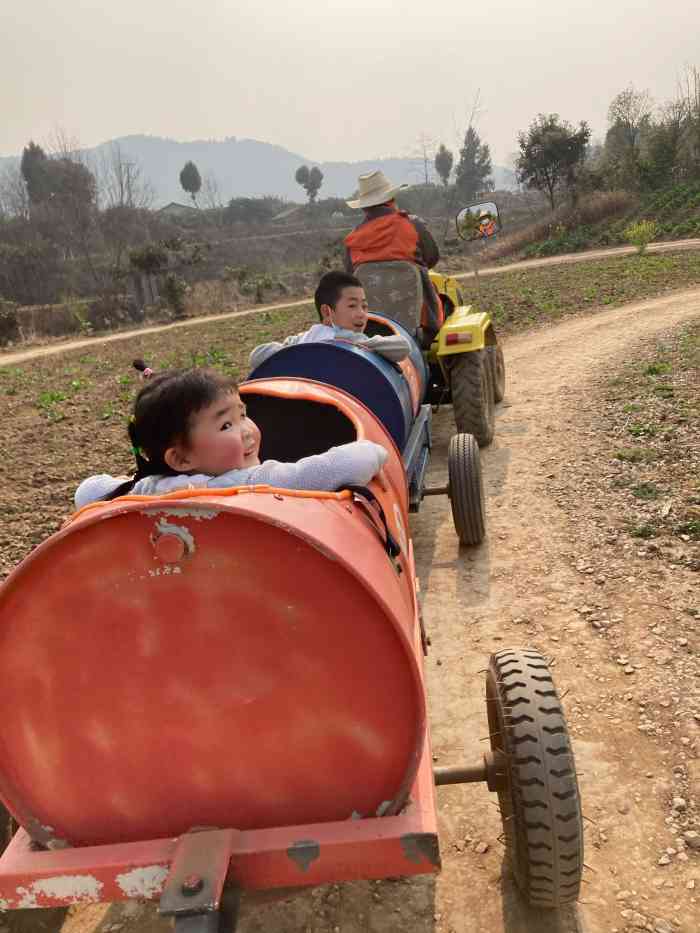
[[343, 245, 355, 273], [411, 215, 440, 268]]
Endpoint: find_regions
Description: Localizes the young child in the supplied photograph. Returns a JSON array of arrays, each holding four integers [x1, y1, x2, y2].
[[74, 360, 388, 509], [249, 270, 411, 370]]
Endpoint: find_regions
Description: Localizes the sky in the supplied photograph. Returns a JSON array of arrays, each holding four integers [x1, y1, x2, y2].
[[1, 0, 698, 167]]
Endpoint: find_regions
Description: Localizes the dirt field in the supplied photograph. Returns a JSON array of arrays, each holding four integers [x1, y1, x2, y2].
[[0, 289, 698, 933]]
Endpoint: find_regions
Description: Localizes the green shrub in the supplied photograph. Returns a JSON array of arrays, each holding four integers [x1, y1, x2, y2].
[[162, 273, 188, 317], [129, 243, 168, 275], [624, 220, 657, 254]]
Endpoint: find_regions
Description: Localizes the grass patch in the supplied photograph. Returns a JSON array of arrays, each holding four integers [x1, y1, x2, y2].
[[630, 523, 658, 539], [631, 482, 660, 501], [461, 252, 700, 333], [615, 448, 654, 463], [628, 423, 657, 437]]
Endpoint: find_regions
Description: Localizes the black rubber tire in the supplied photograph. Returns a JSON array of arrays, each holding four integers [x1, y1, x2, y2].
[[486, 649, 583, 909], [448, 350, 495, 447], [487, 344, 506, 403], [447, 433, 485, 545]]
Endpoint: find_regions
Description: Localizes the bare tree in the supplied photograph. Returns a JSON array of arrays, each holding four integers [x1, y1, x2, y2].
[[98, 142, 154, 210], [0, 164, 31, 220], [200, 171, 224, 212], [677, 65, 700, 176], [412, 133, 436, 185]]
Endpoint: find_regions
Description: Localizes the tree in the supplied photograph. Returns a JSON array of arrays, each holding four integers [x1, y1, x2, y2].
[[179, 161, 202, 205], [455, 127, 493, 201], [412, 133, 435, 185], [294, 165, 324, 203], [200, 171, 224, 213], [0, 164, 31, 220], [434, 144, 454, 187], [607, 86, 654, 153], [99, 142, 153, 210], [20, 142, 51, 204], [677, 65, 700, 179], [516, 114, 591, 210], [605, 85, 654, 189], [639, 101, 686, 190]]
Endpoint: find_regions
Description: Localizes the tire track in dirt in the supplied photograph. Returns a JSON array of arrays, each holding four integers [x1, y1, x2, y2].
[[3, 290, 699, 933], [410, 288, 700, 933]]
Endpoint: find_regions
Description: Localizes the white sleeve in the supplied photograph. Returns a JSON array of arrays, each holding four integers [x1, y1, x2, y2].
[[249, 325, 335, 369], [249, 341, 284, 370], [206, 441, 388, 492], [359, 334, 411, 362], [74, 474, 130, 509]]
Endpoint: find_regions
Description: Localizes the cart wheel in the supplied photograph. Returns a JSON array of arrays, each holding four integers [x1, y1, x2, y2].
[[487, 345, 506, 403], [486, 649, 583, 909], [447, 350, 495, 447], [448, 433, 485, 545]]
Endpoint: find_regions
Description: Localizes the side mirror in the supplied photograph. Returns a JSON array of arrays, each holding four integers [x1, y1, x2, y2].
[[456, 202, 502, 241]]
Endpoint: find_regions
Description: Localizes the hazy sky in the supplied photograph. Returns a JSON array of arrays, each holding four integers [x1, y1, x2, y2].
[[2, 0, 698, 166]]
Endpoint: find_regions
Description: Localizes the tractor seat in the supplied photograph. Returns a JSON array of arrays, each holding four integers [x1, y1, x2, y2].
[[354, 262, 423, 337]]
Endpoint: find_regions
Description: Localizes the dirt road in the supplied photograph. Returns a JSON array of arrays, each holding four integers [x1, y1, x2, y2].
[[2, 289, 699, 933], [3, 238, 699, 370]]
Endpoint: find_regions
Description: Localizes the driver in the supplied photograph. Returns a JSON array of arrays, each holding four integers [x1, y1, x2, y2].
[[343, 170, 444, 341]]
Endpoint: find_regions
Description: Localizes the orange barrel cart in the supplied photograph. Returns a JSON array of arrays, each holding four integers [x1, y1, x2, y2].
[[0, 328, 583, 929]]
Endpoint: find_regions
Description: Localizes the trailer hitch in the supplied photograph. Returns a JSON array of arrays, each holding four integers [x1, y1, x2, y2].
[[158, 828, 240, 932]]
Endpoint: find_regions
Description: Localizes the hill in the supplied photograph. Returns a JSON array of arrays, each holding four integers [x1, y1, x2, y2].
[[0, 134, 516, 206]]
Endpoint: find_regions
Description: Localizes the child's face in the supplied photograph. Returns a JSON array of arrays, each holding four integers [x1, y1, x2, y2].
[[321, 286, 368, 333], [168, 391, 261, 476]]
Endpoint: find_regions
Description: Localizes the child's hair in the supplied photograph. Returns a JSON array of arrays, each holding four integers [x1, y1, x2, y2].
[[314, 270, 363, 321], [103, 359, 237, 500]]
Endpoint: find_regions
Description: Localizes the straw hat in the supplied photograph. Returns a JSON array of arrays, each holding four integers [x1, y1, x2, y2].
[[346, 170, 408, 210]]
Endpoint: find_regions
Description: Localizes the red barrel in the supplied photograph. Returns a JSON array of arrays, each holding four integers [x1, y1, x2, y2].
[[0, 380, 425, 848]]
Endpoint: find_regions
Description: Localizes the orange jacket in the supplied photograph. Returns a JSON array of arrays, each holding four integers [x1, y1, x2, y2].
[[344, 205, 444, 334]]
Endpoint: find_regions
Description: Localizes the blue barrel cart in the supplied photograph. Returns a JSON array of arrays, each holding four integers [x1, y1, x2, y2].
[[249, 312, 485, 546]]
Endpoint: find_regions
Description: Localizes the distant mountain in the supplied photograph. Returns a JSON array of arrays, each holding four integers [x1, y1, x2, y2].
[[0, 135, 517, 206]]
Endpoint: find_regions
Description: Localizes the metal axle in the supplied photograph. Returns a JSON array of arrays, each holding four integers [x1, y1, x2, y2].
[[433, 751, 506, 792], [433, 763, 487, 785], [422, 484, 449, 497]]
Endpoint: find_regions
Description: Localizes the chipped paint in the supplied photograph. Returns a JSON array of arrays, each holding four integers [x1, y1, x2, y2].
[[24, 818, 69, 850], [286, 839, 320, 873], [147, 565, 183, 577], [116, 865, 169, 899], [151, 507, 218, 521], [16, 874, 104, 907], [400, 833, 441, 867], [153, 519, 196, 554], [375, 800, 393, 817]]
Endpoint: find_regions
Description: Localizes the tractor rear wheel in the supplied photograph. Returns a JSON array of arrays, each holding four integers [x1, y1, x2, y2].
[[487, 344, 506, 403], [486, 649, 583, 909], [448, 433, 485, 545], [448, 350, 495, 447]]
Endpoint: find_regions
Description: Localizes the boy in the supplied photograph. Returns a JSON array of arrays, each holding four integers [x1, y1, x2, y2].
[[249, 270, 410, 371]]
